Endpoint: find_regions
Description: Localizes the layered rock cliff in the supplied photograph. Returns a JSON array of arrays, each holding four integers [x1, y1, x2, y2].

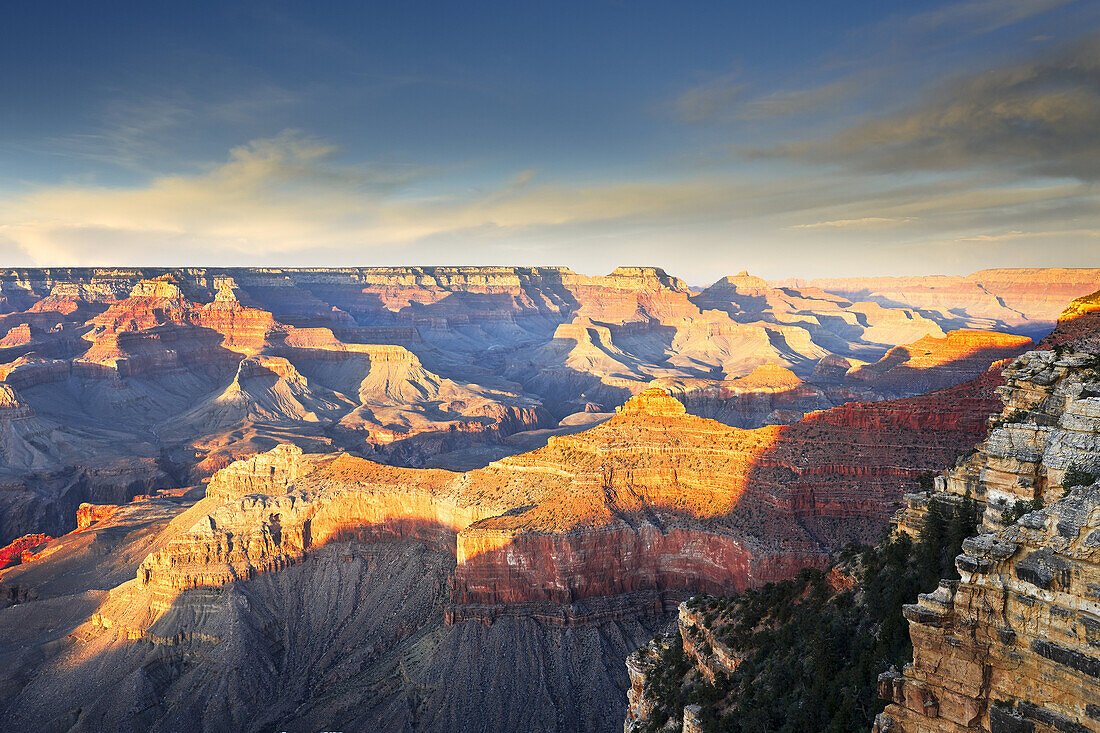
[[893, 352, 1100, 538], [877, 480, 1100, 733], [876, 299, 1100, 733], [0, 266, 1076, 544], [80, 373, 1003, 645]]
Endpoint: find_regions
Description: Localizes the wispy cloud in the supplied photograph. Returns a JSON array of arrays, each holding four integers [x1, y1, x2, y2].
[[954, 228, 1100, 242], [736, 79, 860, 120], [35, 87, 302, 173], [0, 132, 747, 265], [671, 73, 747, 122], [899, 0, 1076, 37], [788, 216, 915, 230], [758, 32, 1100, 179]]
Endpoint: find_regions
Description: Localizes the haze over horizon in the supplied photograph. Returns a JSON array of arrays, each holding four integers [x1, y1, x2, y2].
[[2, 1, 1099, 281]]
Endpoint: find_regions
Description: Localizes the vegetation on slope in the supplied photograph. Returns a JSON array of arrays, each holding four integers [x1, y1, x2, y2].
[[639, 495, 979, 732]]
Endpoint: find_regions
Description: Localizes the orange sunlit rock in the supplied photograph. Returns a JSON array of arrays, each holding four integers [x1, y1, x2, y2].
[[110, 372, 1002, 630]]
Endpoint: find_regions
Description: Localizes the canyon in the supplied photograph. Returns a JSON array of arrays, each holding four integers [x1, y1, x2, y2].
[[0, 267, 1096, 732], [0, 359, 1017, 730], [623, 289, 1100, 733], [776, 268, 1100, 339], [0, 266, 1081, 547]]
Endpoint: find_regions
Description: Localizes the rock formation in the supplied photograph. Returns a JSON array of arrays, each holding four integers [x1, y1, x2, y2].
[[0, 269, 1093, 733], [877, 481, 1100, 733], [653, 329, 1030, 429], [0, 266, 1060, 544], [0, 533, 53, 570], [893, 303, 1100, 539], [777, 268, 1100, 338], [72, 370, 1001, 643], [877, 296, 1100, 733]]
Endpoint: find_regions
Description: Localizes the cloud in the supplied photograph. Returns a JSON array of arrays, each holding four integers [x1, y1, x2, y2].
[[788, 216, 915, 230], [736, 79, 859, 120], [759, 33, 1100, 179], [953, 227, 1100, 242], [37, 87, 302, 172], [3, 131, 1097, 275], [0, 132, 749, 265], [673, 76, 858, 124], [899, 0, 1076, 37], [671, 73, 747, 122], [0, 132, 413, 264]]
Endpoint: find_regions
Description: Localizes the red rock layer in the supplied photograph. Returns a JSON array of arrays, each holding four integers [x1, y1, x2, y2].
[[0, 533, 53, 570], [125, 378, 1002, 629], [74, 503, 120, 531]]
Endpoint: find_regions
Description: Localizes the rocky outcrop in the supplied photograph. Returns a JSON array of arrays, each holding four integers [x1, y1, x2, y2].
[[624, 600, 748, 733], [0, 533, 53, 570], [877, 300, 1100, 733], [74, 503, 119, 530], [203, 443, 325, 503], [1045, 289, 1100, 352], [876, 481, 1100, 733], [893, 349, 1100, 538]]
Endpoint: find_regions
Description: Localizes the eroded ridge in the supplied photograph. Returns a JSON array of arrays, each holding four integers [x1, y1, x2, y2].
[[92, 376, 999, 637]]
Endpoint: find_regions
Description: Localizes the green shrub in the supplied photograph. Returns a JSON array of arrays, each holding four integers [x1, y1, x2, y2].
[[1000, 497, 1042, 525], [640, 495, 982, 733], [1064, 465, 1097, 489]]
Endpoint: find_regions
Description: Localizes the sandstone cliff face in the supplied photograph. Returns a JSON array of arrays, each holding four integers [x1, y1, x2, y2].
[[876, 480, 1100, 733], [877, 303, 1100, 733], [203, 443, 325, 503]]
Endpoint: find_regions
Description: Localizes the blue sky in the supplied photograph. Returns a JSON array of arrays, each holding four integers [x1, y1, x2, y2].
[[0, 0, 1097, 281]]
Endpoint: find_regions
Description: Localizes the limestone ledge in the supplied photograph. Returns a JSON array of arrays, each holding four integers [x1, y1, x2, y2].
[[877, 482, 1100, 733], [893, 350, 1100, 537]]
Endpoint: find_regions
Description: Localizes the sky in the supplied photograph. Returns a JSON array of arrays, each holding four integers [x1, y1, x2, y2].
[[0, 0, 1098, 282]]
